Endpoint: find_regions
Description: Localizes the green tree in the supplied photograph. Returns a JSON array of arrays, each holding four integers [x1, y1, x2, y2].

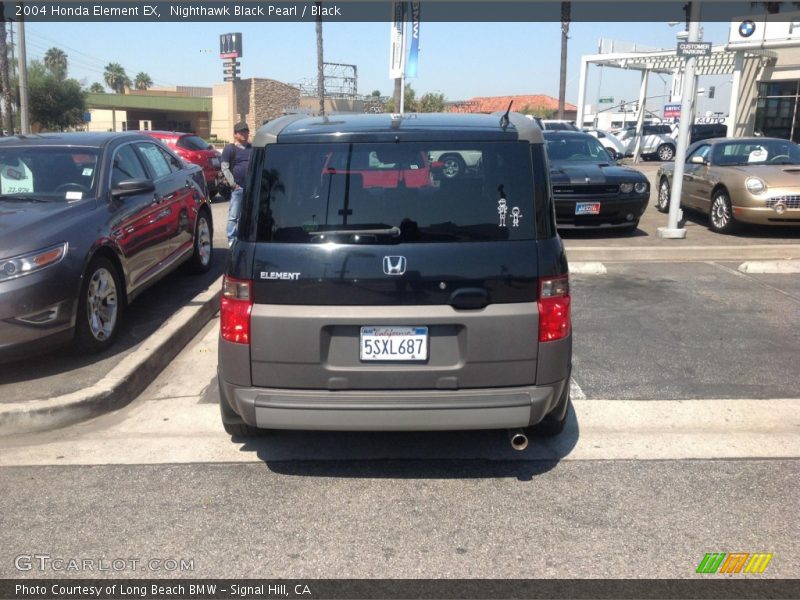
[[43, 47, 68, 80], [520, 104, 557, 119], [134, 72, 153, 90], [88, 82, 106, 94], [0, 9, 13, 134], [370, 89, 382, 97], [418, 92, 446, 113], [103, 62, 130, 94], [385, 83, 418, 112], [25, 60, 87, 131]]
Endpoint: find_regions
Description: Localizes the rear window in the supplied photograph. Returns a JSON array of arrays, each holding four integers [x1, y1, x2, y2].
[[253, 142, 536, 244], [177, 135, 210, 151]]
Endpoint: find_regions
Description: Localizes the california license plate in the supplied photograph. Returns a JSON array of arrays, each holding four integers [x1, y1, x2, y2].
[[360, 326, 428, 361], [576, 202, 601, 215]]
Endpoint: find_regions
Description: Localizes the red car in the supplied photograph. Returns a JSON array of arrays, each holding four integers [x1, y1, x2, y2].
[[144, 131, 222, 196]]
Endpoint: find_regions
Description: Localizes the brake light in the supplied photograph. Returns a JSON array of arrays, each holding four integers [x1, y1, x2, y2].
[[538, 275, 571, 342], [220, 276, 252, 344]]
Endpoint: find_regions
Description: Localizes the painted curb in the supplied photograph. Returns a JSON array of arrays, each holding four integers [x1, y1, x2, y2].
[[738, 260, 800, 274], [0, 276, 223, 436]]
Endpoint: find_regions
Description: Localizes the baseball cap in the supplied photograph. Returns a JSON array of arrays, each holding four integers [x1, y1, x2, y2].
[[234, 122, 250, 133]]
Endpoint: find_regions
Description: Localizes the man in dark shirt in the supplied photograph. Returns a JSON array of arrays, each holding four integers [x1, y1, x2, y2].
[[221, 122, 253, 246]]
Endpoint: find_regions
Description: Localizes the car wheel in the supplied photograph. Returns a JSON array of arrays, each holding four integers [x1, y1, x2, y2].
[[657, 178, 671, 213], [219, 381, 264, 437], [657, 144, 675, 161], [73, 257, 122, 354], [709, 189, 738, 234], [182, 211, 213, 274], [440, 154, 466, 179]]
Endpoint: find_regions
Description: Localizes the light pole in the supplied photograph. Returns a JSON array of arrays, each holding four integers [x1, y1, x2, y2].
[[657, 1, 702, 240]]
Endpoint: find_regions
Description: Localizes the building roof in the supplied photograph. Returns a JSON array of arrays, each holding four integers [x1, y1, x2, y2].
[[449, 95, 577, 114], [87, 93, 212, 112]]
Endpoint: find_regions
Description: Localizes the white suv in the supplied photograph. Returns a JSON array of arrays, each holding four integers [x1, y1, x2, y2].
[[616, 124, 676, 161]]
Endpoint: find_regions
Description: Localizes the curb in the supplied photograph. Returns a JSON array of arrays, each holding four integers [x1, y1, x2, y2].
[[0, 276, 223, 436], [565, 244, 800, 262]]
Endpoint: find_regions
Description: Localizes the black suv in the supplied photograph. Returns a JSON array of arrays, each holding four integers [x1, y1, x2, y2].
[[217, 113, 572, 448], [690, 123, 728, 144]]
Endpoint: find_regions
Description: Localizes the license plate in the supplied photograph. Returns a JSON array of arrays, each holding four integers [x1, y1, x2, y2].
[[576, 202, 601, 215], [360, 326, 428, 361], [211, 157, 220, 167]]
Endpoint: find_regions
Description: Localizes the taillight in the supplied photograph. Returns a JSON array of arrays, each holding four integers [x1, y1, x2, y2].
[[538, 275, 571, 342], [220, 276, 252, 344]]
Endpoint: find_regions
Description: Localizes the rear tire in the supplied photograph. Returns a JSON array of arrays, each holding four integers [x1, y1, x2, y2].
[[656, 178, 671, 213], [657, 144, 675, 161], [73, 257, 123, 354], [440, 154, 466, 179], [182, 211, 213, 274]]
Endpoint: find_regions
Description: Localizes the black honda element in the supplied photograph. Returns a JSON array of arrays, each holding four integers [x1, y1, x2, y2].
[[218, 112, 571, 449]]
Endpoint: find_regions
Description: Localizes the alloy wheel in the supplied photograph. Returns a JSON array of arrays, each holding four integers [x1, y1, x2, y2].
[[86, 268, 118, 341], [197, 217, 212, 267]]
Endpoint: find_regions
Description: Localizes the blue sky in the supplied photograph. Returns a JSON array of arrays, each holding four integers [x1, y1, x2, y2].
[[24, 19, 733, 114]]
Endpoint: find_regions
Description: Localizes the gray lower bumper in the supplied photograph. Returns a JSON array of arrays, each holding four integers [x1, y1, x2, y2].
[[219, 378, 569, 431]]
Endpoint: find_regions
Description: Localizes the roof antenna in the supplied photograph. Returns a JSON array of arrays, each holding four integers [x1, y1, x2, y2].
[[500, 100, 513, 129]]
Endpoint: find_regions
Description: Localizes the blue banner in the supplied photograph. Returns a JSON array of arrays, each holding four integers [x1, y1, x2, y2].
[[406, 2, 421, 78]]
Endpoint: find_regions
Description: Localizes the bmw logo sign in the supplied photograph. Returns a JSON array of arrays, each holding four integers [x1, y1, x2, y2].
[[739, 20, 756, 38]]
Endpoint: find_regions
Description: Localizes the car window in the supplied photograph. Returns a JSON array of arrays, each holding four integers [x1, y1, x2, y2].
[[177, 135, 210, 151], [136, 143, 176, 178], [253, 141, 536, 244], [545, 134, 611, 163], [0, 147, 100, 197], [712, 140, 800, 165], [112, 145, 148, 187], [686, 144, 711, 162]]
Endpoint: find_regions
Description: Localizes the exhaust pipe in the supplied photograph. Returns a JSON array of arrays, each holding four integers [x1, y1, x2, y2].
[[507, 428, 529, 451]]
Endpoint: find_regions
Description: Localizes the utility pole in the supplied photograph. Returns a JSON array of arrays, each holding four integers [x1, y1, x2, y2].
[[315, 2, 324, 116], [558, 1, 570, 119], [17, 17, 29, 134], [658, 1, 701, 240]]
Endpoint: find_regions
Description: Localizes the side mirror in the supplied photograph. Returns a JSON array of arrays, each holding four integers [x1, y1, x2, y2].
[[112, 178, 155, 198], [689, 155, 707, 165]]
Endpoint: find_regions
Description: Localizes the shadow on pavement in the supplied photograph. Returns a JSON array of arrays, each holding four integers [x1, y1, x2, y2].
[[229, 404, 581, 480]]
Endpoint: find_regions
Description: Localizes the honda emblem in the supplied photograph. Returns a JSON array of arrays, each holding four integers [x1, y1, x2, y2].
[[382, 256, 407, 275]]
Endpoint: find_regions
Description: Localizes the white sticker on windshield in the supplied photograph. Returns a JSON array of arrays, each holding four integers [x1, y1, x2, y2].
[[749, 148, 768, 163], [497, 198, 508, 227], [65, 191, 83, 200], [82, 168, 93, 177], [0, 160, 34, 194], [511, 206, 523, 227]]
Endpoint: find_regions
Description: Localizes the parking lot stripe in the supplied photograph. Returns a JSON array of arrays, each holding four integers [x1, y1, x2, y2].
[[569, 262, 607, 275], [738, 260, 800, 274], [570, 378, 587, 400]]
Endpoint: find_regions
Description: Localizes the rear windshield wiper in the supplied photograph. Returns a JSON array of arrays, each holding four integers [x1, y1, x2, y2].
[[308, 226, 401, 238], [0, 194, 51, 202]]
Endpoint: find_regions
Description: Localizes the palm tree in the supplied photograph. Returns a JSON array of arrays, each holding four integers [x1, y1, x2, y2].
[[44, 47, 68, 79], [134, 72, 153, 91], [558, 1, 570, 120], [89, 82, 105, 94], [103, 62, 130, 94]]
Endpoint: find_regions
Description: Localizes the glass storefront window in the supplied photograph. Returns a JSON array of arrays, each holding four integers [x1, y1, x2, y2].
[[755, 80, 800, 141]]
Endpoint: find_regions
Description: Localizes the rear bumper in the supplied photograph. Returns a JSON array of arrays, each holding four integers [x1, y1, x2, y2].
[[219, 376, 570, 431]]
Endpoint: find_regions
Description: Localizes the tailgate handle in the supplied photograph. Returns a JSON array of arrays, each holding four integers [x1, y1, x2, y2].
[[448, 287, 489, 310]]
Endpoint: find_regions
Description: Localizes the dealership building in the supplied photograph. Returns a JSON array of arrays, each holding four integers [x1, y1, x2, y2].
[[577, 15, 800, 142]]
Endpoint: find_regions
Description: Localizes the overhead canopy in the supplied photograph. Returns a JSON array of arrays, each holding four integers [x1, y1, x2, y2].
[[581, 45, 777, 76]]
